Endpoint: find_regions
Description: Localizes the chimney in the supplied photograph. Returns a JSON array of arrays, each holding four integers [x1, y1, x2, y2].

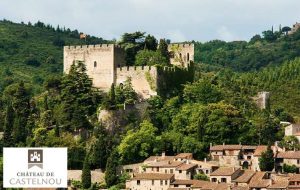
[[223, 142, 225, 146], [210, 143, 212, 148], [162, 152, 166, 157], [187, 160, 190, 164], [154, 158, 158, 162], [204, 158, 207, 163]]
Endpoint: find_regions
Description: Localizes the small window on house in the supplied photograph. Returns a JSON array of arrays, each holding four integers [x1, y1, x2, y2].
[[152, 180, 154, 185], [157, 167, 159, 172], [72, 60, 76, 64], [206, 170, 209, 174], [160, 180, 163, 185], [179, 170, 182, 173], [221, 178, 227, 183], [179, 53, 182, 59], [174, 185, 178, 187], [165, 180, 168, 185], [94, 61, 97, 67], [187, 53, 190, 61], [186, 185, 191, 187], [298, 160, 300, 164], [212, 178, 217, 182], [247, 156, 251, 160], [170, 169, 173, 173], [137, 180, 140, 185], [165, 169, 167, 173]]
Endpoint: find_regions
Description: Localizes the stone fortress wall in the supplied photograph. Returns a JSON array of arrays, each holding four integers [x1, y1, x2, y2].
[[64, 43, 194, 99], [168, 43, 194, 67]]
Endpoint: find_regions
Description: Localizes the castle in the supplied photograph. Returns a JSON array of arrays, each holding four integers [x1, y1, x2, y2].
[[63, 43, 194, 99]]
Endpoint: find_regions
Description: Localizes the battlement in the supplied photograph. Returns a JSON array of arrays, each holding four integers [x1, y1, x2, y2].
[[168, 43, 194, 48], [117, 65, 154, 72], [64, 44, 122, 51]]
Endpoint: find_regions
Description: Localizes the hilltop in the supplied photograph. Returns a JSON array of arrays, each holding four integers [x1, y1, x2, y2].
[[0, 20, 107, 93]]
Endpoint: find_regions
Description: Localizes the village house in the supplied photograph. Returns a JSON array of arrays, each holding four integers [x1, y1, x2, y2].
[[276, 151, 300, 173], [232, 170, 256, 187], [190, 159, 219, 176], [126, 173, 175, 190], [210, 167, 242, 184], [248, 171, 272, 190], [284, 124, 300, 142], [288, 174, 300, 189], [210, 144, 257, 170]]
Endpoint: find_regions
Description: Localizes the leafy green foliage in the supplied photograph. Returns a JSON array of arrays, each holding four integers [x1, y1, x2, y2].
[[135, 50, 168, 66], [195, 29, 300, 71], [193, 173, 209, 181], [82, 156, 92, 189], [259, 146, 275, 171], [105, 149, 120, 187], [283, 163, 298, 173], [118, 120, 160, 164]]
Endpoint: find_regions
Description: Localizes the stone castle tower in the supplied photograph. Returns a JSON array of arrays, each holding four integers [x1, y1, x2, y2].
[[64, 43, 194, 99]]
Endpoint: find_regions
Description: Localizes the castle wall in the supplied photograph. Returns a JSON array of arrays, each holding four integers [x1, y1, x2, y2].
[[64, 44, 125, 91], [116, 66, 158, 99], [168, 43, 194, 67]]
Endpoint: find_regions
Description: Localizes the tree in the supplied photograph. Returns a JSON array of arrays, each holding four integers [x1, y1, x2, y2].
[[118, 120, 159, 164], [144, 35, 158, 51], [193, 173, 209, 181], [88, 126, 109, 169], [119, 32, 146, 65], [283, 163, 298, 173], [123, 77, 137, 104], [135, 50, 168, 66], [60, 61, 100, 131], [183, 79, 222, 104], [3, 102, 14, 147], [81, 156, 91, 189], [259, 146, 274, 171], [279, 136, 300, 151], [282, 26, 291, 35], [157, 39, 170, 62], [105, 149, 119, 187]]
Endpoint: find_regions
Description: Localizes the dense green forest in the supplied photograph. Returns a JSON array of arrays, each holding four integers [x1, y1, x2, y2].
[[0, 20, 300, 189]]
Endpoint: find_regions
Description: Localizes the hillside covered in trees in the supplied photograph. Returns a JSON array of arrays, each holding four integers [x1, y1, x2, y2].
[[0, 20, 300, 189]]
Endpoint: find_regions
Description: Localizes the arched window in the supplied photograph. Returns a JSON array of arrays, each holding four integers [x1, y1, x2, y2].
[[179, 53, 182, 60], [94, 61, 97, 68], [187, 53, 190, 61]]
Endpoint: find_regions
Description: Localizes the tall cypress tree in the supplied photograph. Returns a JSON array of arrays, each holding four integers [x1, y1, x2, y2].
[[105, 149, 119, 187], [259, 145, 274, 171], [3, 102, 14, 147], [157, 39, 170, 62], [81, 156, 91, 189]]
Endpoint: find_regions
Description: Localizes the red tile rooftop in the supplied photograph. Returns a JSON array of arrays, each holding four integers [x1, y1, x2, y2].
[[132, 173, 174, 180], [210, 167, 240, 176]]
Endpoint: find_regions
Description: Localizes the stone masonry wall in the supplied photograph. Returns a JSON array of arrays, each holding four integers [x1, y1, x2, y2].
[[116, 66, 158, 99], [64, 44, 125, 91]]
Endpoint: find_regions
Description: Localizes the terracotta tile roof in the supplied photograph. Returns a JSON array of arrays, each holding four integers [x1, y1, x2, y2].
[[253, 145, 279, 156], [132, 173, 174, 180], [210, 167, 241, 176], [147, 161, 183, 168], [242, 145, 257, 150], [201, 183, 229, 190], [267, 179, 289, 189], [210, 144, 242, 151], [171, 179, 202, 185], [277, 151, 300, 159], [232, 170, 256, 183], [176, 163, 197, 171], [175, 153, 193, 159], [167, 188, 189, 190], [232, 186, 249, 190], [144, 155, 175, 162], [290, 174, 300, 181], [253, 146, 268, 156], [249, 172, 270, 188]]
